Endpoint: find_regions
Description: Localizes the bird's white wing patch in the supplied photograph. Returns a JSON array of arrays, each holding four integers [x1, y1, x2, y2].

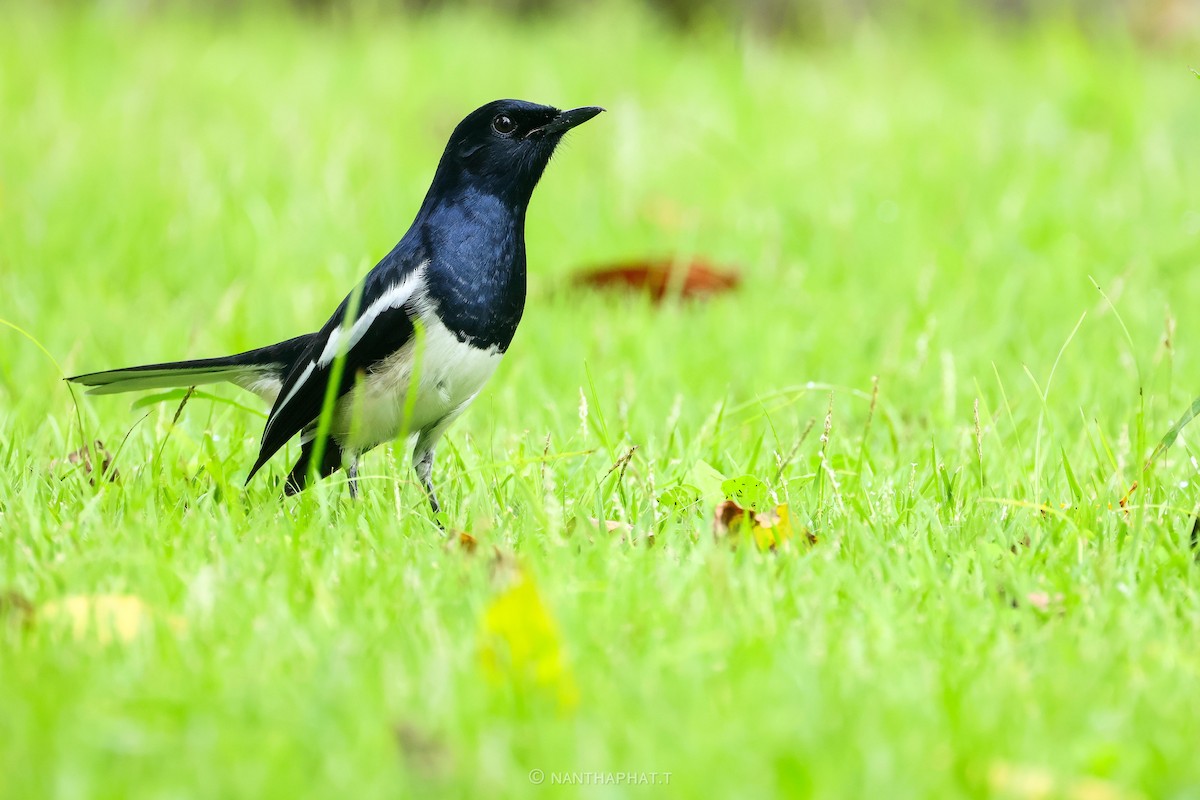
[[269, 262, 429, 431], [318, 263, 429, 368], [275, 360, 316, 414]]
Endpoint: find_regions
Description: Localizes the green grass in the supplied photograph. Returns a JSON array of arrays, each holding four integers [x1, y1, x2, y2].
[[3, 6, 1200, 798]]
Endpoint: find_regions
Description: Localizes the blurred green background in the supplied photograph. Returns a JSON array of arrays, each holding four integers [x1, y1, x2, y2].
[[3, 1, 1200, 799]]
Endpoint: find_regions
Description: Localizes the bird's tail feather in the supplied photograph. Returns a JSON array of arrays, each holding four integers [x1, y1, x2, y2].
[[67, 334, 315, 401], [74, 366, 257, 395]]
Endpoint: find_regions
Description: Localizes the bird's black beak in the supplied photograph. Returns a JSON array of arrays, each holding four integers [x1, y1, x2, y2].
[[526, 106, 605, 139]]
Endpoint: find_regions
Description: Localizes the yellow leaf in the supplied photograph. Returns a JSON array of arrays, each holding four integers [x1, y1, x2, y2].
[[478, 571, 578, 710], [988, 762, 1055, 800], [714, 501, 809, 552], [987, 762, 1140, 800], [750, 504, 794, 550], [40, 594, 183, 644]]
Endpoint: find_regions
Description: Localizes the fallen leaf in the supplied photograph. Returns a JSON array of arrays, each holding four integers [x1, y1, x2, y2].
[[40, 594, 183, 644], [1024, 592, 1065, 614], [451, 531, 478, 554], [988, 761, 1140, 800], [1000, 588, 1066, 615], [49, 440, 119, 484], [566, 516, 632, 536], [478, 570, 578, 710], [988, 762, 1055, 799], [0, 590, 35, 630], [572, 259, 740, 302], [714, 499, 747, 535], [713, 500, 812, 551], [565, 515, 647, 547], [1118, 481, 1138, 514], [1068, 777, 1138, 800], [488, 547, 522, 588], [393, 721, 452, 779]]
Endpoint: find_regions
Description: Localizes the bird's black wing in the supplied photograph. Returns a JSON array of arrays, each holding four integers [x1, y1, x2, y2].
[[244, 264, 427, 483]]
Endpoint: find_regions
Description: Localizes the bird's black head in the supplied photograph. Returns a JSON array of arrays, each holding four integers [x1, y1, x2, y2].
[[427, 99, 604, 207]]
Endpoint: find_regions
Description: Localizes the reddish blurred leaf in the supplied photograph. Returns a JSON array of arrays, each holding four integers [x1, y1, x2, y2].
[[49, 440, 119, 484], [573, 259, 740, 302], [714, 499, 748, 537]]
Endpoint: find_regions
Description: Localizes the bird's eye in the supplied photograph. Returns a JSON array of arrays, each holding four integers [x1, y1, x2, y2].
[[491, 114, 517, 135]]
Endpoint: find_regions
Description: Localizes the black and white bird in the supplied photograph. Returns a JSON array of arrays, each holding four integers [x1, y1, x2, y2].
[[69, 99, 603, 512]]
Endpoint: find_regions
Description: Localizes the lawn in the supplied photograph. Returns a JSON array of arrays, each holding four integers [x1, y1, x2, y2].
[[2, 5, 1200, 798]]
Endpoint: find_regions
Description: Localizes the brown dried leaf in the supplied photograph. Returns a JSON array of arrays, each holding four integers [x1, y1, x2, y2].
[[452, 531, 478, 554], [713, 499, 747, 537], [50, 440, 119, 484], [488, 547, 522, 589], [393, 721, 452, 779], [0, 590, 35, 630], [573, 259, 740, 302], [1118, 481, 1138, 512]]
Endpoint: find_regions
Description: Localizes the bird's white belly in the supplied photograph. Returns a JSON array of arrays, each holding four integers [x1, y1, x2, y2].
[[330, 316, 501, 453]]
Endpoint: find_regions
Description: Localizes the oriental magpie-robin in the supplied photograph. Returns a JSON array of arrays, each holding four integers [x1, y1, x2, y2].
[[69, 99, 603, 511]]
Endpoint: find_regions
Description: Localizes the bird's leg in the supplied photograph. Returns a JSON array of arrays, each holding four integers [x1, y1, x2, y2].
[[414, 446, 440, 515], [346, 459, 360, 500], [414, 417, 460, 528]]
